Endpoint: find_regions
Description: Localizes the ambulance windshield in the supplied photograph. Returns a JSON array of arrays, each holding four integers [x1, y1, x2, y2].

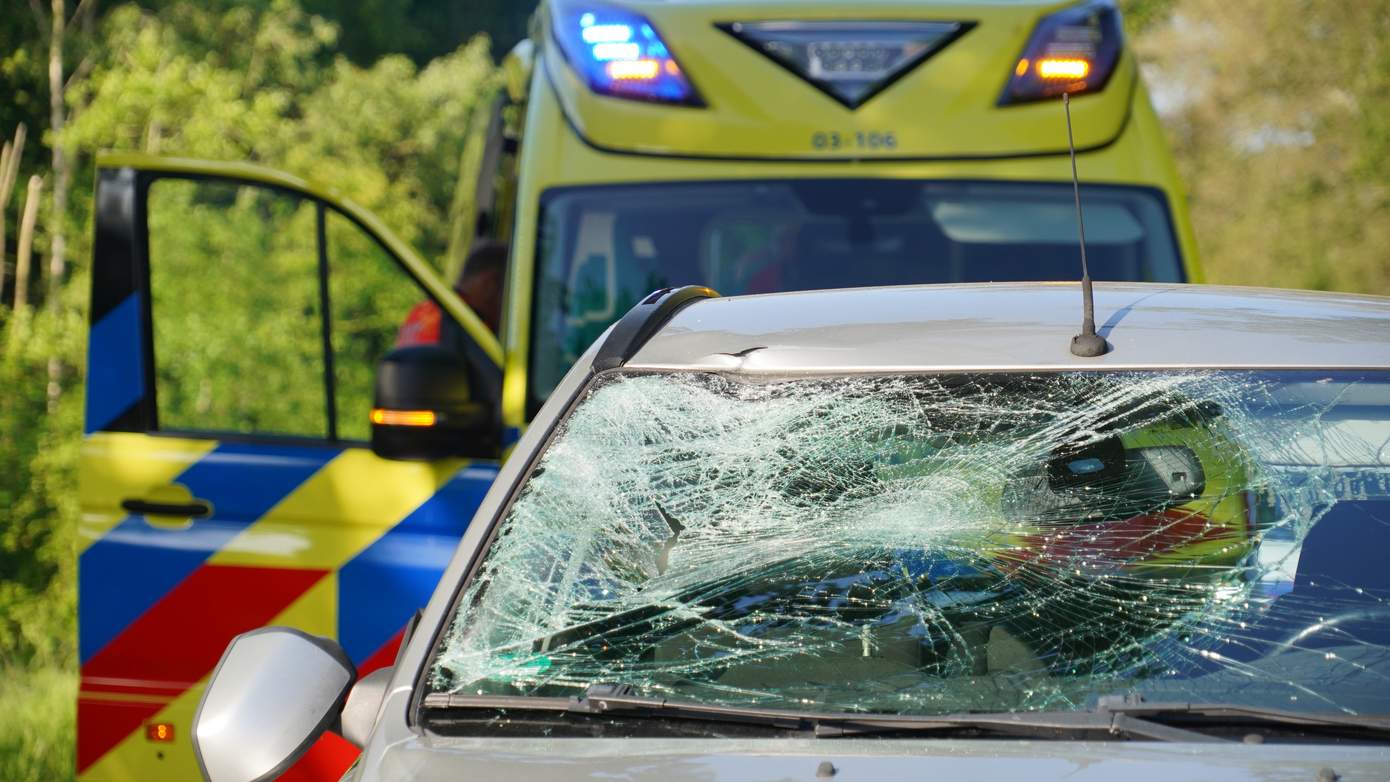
[[528, 180, 1183, 410]]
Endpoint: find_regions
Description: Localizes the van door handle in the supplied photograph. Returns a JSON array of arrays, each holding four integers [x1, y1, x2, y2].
[[121, 498, 213, 518]]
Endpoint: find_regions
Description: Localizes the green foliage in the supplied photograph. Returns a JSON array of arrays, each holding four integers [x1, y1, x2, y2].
[[147, 180, 328, 435], [0, 666, 76, 781], [65, 0, 495, 263], [0, 10, 47, 177], [297, 0, 533, 66], [0, 289, 85, 778], [0, 3, 500, 778], [1135, 0, 1390, 294], [1117, 0, 1178, 34], [0, 301, 84, 671]]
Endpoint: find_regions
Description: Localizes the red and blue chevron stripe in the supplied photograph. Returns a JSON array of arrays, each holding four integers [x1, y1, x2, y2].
[[77, 435, 497, 780]]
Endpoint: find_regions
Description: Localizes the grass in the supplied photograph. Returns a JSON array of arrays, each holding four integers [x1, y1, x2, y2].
[[0, 666, 76, 781]]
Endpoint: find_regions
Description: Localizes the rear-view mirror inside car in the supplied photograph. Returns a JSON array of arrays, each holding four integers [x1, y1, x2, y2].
[[1004, 437, 1207, 524]]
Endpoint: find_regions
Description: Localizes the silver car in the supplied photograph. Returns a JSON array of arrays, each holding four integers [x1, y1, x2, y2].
[[194, 283, 1390, 781]]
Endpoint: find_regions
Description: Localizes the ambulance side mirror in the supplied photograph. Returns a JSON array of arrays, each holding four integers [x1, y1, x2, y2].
[[371, 345, 497, 460], [192, 628, 355, 782]]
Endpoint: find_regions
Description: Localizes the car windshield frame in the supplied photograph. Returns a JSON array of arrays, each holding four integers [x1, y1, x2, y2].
[[525, 179, 1187, 416], [418, 366, 1390, 732]]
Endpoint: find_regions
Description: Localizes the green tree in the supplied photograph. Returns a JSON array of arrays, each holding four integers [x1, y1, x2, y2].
[[1, 3, 499, 778], [1135, 0, 1390, 293]]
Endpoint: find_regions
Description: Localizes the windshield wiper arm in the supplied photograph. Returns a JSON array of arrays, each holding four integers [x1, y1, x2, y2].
[[1101, 698, 1390, 738], [423, 684, 1223, 742], [422, 685, 818, 733]]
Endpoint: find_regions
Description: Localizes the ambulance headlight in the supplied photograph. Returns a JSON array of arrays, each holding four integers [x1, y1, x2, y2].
[[998, 0, 1124, 105], [551, 0, 703, 106]]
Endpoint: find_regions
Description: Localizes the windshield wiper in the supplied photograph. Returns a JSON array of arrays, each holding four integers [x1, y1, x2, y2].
[[1100, 697, 1390, 740], [422, 685, 1223, 743]]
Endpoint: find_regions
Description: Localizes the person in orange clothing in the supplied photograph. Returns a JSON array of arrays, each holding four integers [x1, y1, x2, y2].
[[394, 241, 508, 456], [397, 241, 508, 348]]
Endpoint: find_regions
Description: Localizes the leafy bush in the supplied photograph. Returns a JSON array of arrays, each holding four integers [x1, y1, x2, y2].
[[0, 2, 498, 779], [0, 666, 77, 781]]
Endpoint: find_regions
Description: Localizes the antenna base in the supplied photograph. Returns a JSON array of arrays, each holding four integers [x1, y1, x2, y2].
[[1070, 332, 1109, 358]]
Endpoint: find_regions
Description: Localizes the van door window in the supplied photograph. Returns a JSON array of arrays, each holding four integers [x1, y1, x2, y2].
[[325, 211, 448, 442], [146, 178, 328, 437]]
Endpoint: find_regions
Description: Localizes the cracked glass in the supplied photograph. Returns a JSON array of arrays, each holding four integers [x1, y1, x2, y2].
[[431, 370, 1390, 718]]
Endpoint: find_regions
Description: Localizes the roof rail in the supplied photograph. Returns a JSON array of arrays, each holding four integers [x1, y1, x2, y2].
[[592, 286, 719, 372]]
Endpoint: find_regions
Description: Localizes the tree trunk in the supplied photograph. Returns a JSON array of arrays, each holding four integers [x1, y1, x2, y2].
[[15, 176, 44, 314], [0, 142, 10, 307], [0, 124, 26, 306], [47, 0, 68, 409], [48, 0, 68, 306]]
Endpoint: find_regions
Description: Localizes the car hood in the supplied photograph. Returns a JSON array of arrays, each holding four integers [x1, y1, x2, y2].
[[359, 736, 1388, 781]]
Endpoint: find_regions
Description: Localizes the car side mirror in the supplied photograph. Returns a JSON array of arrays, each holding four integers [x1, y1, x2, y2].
[[192, 628, 355, 782], [371, 345, 497, 460]]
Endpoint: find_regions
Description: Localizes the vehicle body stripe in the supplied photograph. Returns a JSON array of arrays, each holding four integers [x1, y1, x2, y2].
[[84, 293, 146, 434], [77, 434, 219, 554], [78, 570, 338, 781], [78, 442, 339, 662], [337, 464, 497, 663], [357, 626, 406, 678], [77, 565, 329, 773], [206, 450, 472, 570], [278, 732, 360, 782]]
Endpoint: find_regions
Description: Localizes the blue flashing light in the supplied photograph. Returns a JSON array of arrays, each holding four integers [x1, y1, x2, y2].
[[593, 42, 641, 61], [552, 1, 701, 106], [581, 23, 634, 44]]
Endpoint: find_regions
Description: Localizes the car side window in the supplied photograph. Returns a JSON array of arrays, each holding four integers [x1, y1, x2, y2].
[[146, 178, 328, 437]]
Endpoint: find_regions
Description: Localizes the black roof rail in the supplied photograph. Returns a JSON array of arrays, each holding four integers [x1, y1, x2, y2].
[[592, 286, 719, 372]]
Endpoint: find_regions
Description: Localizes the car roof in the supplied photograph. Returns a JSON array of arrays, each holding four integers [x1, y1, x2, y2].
[[627, 282, 1390, 373]]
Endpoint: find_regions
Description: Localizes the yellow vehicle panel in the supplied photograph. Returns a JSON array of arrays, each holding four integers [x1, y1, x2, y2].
[[542, 0, 1132, 159]]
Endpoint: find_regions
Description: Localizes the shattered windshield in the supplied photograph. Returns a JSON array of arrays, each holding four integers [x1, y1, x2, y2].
[[431, 370, 1390, 719]]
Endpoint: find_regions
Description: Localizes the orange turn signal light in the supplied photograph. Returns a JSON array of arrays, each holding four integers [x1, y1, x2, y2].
[[370, 409, 438, 427], [145, 722, 175, 743], [607, 59, 661, 81], [1037, 57, 1090, 80]]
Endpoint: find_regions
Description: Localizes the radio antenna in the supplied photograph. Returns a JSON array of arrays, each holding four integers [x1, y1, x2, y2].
[[1064, 92, 1108, 357]]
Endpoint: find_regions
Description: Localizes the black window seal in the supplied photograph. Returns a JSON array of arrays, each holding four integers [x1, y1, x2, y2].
[[591, 285, 720, 372], [316, 203, 339, 441]]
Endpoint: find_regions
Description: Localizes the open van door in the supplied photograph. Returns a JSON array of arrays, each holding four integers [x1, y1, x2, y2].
[[77, 155, 502, 781]]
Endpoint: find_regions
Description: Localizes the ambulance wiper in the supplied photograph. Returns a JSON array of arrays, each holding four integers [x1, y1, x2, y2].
[[422, 685, 1222, 742]]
